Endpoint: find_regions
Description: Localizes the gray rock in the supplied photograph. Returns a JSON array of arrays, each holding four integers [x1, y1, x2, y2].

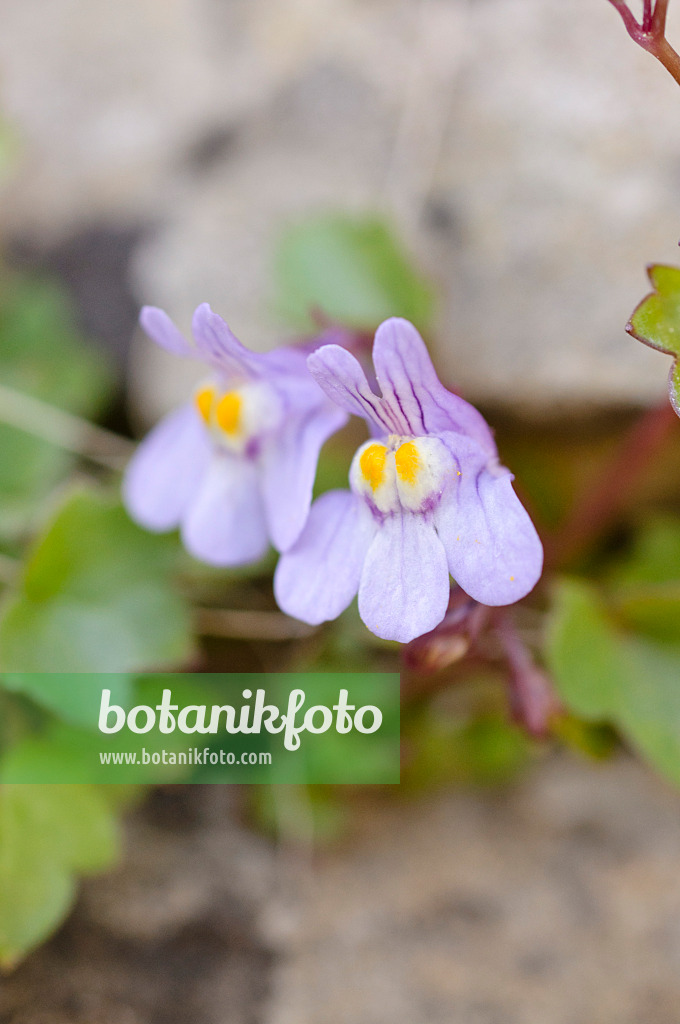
[[0, 0, 679, 416], [263, 754, 680, 1024]]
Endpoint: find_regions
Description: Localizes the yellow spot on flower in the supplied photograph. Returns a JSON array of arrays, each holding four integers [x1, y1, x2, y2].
[[195, 385, 216, 424], [510, 576, 515, 581], [215, 391, 242, 436], [395, 441, 420, 485], [360, 443, 388, 491]]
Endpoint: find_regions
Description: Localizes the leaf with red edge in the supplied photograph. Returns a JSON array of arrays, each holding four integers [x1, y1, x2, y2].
[[627, 264, 680, 416]]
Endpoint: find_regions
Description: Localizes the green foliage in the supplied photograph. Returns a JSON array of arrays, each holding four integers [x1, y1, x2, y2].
[[0, 718, 188, 785], [546, 578, 680, 787], [274, 213, 435, 333], [609, 517, 680, 587], [1, 673, 132, 728], [0, 487, 193, 672], [628, 264, 680, 416], [0, 275, 114, 537], [0, 784, 119, 968], [607, 517, 680, 647], [403, 707, 531, 791]]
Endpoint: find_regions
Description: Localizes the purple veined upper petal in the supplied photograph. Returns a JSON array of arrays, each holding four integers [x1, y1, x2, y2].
[[372, 318, 496, 452], [123, 403, 212, 532], [434, 467, 543, 606], [274, 490, 376, 625], [191, 303, 270, 379], [260, 403, 349, 552], [139, 306, 195, 357], [181, 453, 269, 566], [358, 513, 450, 642], [307, 345, 401, 435]]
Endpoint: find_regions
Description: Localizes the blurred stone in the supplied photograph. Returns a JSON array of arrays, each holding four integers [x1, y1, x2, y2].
[[0, 787, 276, 1024], [0, 0, 679, 418], [263, 754, 680, 1024], [3, 758, 680, 1022]]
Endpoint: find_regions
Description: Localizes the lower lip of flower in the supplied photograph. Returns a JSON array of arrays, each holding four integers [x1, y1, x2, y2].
[[194, 379, 283, 455], [350, 434, 455, 515]]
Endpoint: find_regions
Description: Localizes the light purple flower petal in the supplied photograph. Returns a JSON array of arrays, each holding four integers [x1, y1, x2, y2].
[[358, 514, 450, 642], [139, 306, 195, 357], [274, 490, 376, 625], [260, 404, 349, 551], [123, 403, 212, 532], [435, 468, 543, 606], [182, 455, 269, 566], [307, 345, 400, 435], [191, 303, 269, 378], [372, 318, 495, 452], [191, 303, 312, 382]]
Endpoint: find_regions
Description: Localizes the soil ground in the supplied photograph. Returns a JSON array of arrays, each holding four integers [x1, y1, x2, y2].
[[2, 753, 680, 1024]]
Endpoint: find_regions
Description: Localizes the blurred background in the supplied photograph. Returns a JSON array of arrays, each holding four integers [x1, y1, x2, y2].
[[2, 0, 680, 1021]]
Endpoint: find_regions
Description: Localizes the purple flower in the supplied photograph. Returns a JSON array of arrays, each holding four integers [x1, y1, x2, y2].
[[123, 303, 347, 565], [274, 317, 543, 642]]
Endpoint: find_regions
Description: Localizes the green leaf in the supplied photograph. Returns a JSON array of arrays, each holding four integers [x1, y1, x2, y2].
[[546, 579, 680, 787], [0, 487, 193, 672], [0, 275, 114, 536], [0, 719, 189, 785], [628, 264, 680, 415], [609, 516, 680, 586], [612, 584, 680, 647], [0, 673, 132, 728], [0, 784, 119, 968], [274, 214, 435, 333], [403, 705, 531, 792], [606, 518, 680, 646]]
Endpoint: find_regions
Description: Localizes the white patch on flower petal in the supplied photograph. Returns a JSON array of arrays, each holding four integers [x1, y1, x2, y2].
[[193, 379, 283, 455], [350, 435, 454, 516], [350, 441, 397, 514]]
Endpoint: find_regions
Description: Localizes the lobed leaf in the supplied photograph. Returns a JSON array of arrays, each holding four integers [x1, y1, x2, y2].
[[627, 264, 680, 416], [0, 784, 118, 968], [0, 275, 115, 537], [274, 214, 435, 333], [546, 579, 680, 787], [0, 487, 193, 673]]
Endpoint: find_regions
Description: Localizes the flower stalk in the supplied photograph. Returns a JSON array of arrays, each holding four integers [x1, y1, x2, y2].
[[548, 400, 679, 568], [0, 381, 133, 471], [607, 0, 680, 87], [494, 610, 561, 738]]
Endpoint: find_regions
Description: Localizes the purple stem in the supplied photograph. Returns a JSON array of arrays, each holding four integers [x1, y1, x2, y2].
[[547, 400, 679, 568], [607, 0, 680, 86], [494, 610, 561, 738]]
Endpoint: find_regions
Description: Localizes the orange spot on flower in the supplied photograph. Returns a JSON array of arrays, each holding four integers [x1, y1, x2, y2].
[[195, 385, 216, 423], [360, 443, 387, 491], [395, 441, 420, 485], [215, 391, 242, 436]]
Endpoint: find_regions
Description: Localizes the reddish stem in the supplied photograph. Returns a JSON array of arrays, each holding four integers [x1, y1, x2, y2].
[[547, 400, 679, 568], [643, 0, 654, 31], [653, 0, 670, 35], [607, 0, 680, 87], [494, 611, 561, 737]]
